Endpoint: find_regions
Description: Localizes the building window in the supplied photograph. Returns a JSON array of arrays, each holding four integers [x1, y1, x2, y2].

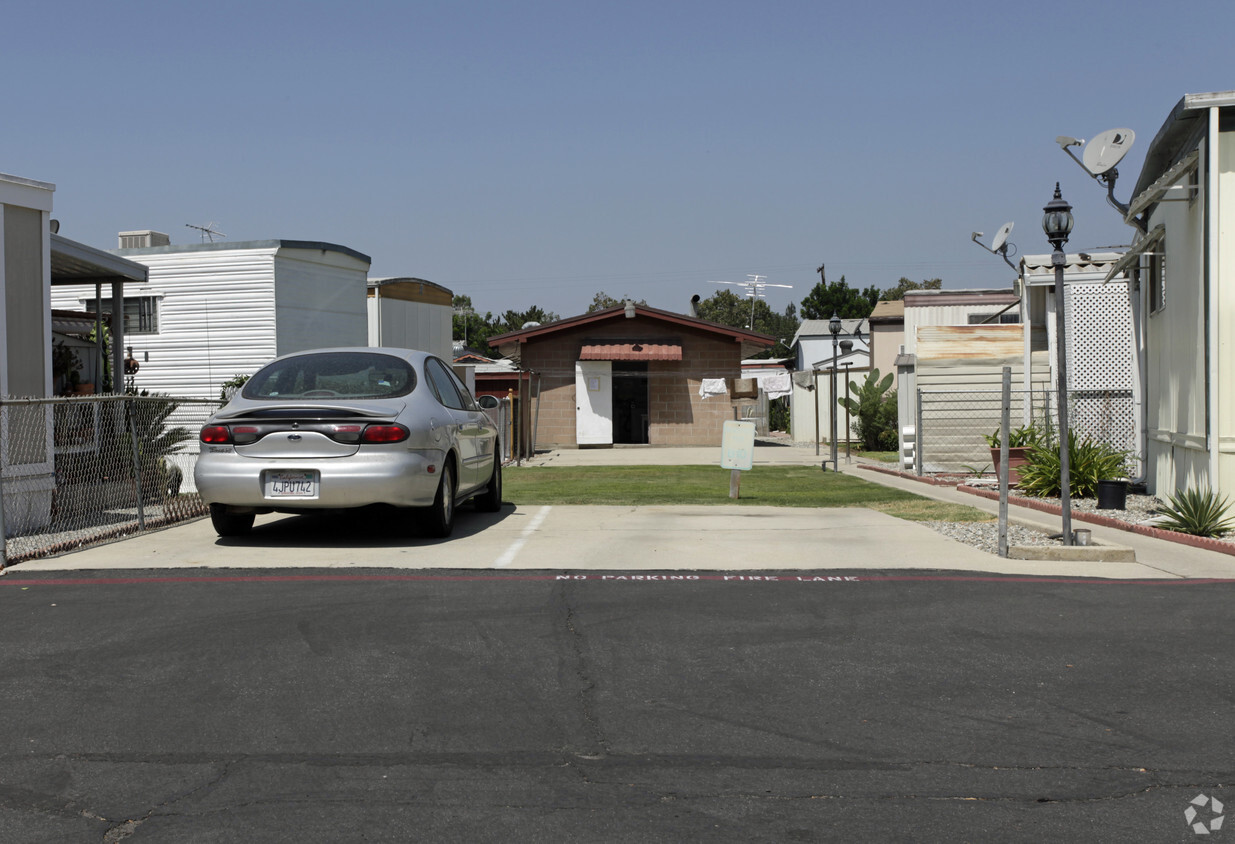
[[967, 312, 1020, 325], [78, 296, 159, 335], [1148, 248, 1165, 314]]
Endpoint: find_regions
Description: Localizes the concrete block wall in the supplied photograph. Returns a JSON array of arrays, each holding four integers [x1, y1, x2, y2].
[[518, 321, 744, 447]]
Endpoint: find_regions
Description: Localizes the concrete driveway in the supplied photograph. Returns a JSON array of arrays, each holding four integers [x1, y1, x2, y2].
[[6, 502, 1174, 580], [7, 442, 1235, 580]]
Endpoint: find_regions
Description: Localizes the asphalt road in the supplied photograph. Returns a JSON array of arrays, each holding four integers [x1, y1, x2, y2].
[[1, 567, 1232, 842]]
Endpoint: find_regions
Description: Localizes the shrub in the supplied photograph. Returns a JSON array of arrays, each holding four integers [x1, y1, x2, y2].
[[1017, 434, 1127, 499], [220, 373, 251, 403], [1155, 488, 1235, 537]]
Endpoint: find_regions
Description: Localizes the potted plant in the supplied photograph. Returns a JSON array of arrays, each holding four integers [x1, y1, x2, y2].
[[983, 424, 1041, 486]]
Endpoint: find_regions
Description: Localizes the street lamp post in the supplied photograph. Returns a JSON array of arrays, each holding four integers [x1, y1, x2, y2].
[[1043, 183, 1075, 545], [839, 340, 854, 462], [829, 312, 842, 471]]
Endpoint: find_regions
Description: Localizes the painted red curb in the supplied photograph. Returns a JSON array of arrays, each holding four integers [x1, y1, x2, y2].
[[860, 464, 959, 486], [3, 572, 1235, 587]]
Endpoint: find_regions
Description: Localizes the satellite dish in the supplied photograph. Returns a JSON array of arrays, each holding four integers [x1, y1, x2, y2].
[[1082, 128, 1135, 175], [990, 222, 1014, 253]]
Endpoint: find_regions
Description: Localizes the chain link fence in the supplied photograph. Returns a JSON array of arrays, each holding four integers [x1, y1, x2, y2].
[[0, 395, 221, 565], [915, 388, 1138, 477]]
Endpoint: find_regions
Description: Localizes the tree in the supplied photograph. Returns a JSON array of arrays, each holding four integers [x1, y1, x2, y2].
[[695, 289, 800, 358], [586, 292, 647, 313], [799, 265, 880, 320], [450, 297, 564, 358], [452, 294, 496, 351], [879, 277, 942, 301], [498, 305, 559, 331]]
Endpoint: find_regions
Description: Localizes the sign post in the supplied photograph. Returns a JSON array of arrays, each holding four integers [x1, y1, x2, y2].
[[721, 420, 756, 499]]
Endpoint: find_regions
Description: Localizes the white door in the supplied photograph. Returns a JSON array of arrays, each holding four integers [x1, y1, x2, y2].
[[575, 361, 613, 445]]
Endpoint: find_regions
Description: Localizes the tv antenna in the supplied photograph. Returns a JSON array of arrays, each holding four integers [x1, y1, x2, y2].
[[1056, 129, 1145, 231], [971, 221, 1019, 275], [186, 222, 226, 243], [707, 274, 793, 329]]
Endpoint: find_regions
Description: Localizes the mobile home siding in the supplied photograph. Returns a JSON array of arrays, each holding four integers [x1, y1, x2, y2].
[[1145, 148, 1209, 494], [49, 242, 369, 400], [367, 298, 452, 360], [1218, 129, 1235, 497], [914, 325, 1051, 472], [51, 247, 279, 399], [272, 252, 367, 356]]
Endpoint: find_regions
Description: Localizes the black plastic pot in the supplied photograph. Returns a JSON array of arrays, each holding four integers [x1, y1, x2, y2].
[[1096, 479, 1128, 510]]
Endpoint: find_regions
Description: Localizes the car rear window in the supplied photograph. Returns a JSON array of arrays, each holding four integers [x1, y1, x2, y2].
[[242, 352, 416, 400]]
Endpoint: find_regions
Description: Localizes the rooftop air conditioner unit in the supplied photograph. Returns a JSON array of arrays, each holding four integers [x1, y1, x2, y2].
[[118, 230, 171, 249]]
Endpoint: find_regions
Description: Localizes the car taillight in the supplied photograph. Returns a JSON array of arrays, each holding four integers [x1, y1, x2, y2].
[[331, 424, 364, 444], [361, 424, 409, 443], [231, 425, 260, 444], [200, 425, 233, 444]]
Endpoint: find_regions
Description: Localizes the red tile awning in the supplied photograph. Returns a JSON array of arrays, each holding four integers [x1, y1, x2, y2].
[[580, 343, 682, 361]]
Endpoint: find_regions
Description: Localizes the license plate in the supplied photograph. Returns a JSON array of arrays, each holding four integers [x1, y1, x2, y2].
[[265, 470, 318, 498]]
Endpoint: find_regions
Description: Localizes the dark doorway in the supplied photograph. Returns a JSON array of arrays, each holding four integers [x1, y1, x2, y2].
[[612, 363, 649, 444]]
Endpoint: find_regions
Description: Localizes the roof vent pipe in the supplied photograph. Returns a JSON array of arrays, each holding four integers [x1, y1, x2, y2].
[[689, 294, 701, 317]]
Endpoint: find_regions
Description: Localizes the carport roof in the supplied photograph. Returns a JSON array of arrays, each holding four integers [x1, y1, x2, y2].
[[51, 233, 147, 286]]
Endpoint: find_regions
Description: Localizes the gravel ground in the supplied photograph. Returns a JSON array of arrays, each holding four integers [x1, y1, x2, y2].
[[921, 489, 1203, 555]]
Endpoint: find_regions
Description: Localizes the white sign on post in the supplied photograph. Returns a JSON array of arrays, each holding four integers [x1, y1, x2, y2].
[[721, 421, 756, 470]]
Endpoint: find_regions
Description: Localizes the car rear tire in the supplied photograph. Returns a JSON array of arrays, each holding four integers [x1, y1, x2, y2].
[[210, 504, 255, 537], [474, 457, 502, 512], [424, 463, 456, 538]]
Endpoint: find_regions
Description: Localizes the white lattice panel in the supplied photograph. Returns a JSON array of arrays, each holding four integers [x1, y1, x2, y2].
[[1065, 282, 1134, 391]]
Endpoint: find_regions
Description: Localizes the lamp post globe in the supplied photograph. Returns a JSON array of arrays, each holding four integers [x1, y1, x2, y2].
[[1043, 183, 1074, 545], [1042, 182, 1074, 247]]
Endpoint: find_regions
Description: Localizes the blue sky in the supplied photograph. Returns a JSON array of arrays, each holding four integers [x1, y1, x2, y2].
[[6, 0, 1234, 318]]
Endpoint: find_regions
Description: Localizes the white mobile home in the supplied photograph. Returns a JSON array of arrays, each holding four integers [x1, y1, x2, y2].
[[49, 233, 371, 400], [367, 277, 453, 361], [787, 319, 869, 445], [1113, 91, 1235, 498]]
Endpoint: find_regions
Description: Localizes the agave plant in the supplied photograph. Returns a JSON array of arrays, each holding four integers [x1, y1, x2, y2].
[[1155, 488, 1235, 537]]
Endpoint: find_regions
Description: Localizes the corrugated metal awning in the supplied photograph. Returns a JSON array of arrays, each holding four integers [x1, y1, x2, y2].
[[51, 311, 102, 335], [580, 343, 682, 361], [1125, 150, 1199, 223], [1103, 224, 1165, 283]]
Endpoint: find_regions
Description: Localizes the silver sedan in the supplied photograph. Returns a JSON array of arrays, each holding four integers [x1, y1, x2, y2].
[[194, 348, 502, 537]]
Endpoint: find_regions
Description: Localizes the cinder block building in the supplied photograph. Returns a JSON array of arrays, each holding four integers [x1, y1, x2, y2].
[[489, 304, 774, 448]]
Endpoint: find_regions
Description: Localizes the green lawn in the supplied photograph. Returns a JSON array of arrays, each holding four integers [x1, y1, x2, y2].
[[503, 465, 991, 523], [854, 450, 900, 463]]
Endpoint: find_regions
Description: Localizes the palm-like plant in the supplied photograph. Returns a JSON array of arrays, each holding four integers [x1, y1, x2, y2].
[[1017, 435, 1127, 499], [1155, 488, 1235, 537], [838, 369, 897, 451]]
